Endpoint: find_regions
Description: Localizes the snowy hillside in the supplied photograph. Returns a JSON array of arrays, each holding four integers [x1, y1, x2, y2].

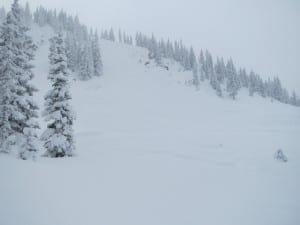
[[0, 23, 300, 225]]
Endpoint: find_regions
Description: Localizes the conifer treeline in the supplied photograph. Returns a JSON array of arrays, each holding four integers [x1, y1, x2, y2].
[[1, 3, 298, 106], [134, 32, 299, 106], [32, 5, 103, 80], [100, 27, 299, 106], [101, 28, 134, 45]]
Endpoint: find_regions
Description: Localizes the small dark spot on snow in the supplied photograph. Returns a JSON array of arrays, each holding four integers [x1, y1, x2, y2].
[[275, 149, 288, 163]]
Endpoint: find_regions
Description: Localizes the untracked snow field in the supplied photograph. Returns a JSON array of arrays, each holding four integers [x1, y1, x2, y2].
[[0, 26, 300, 225]]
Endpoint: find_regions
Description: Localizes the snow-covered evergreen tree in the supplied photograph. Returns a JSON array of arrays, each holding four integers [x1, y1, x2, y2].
[[256, 76, 266, 97], [118, 29, 122, 43], [248, 71, 257, 96], [239, 68, 248, 88], [198, 50, 206, 81], [101, 29, 109, 40], [226, 59, 239, 99], [0, 12, 18, 153], [205, 50, 214, 80], [78, 42, 94, 80], [91, 31, 103, 77], [210, 70, 222, 97], [42, 33, 75, 157], [65, 32, 78, 72], [272, 77, 284, 102], [187, 47, 195, 70], [192, 65, 200, 90], [187, 47, 199, 90], [0, 0, 40, 159], [290, 91, 298, 106], [0, 67, 15, 153], [204, 51, 222, 96], [215, 57, 226, 84], [24, 2, 32, 26], [18, 22, 40, 160], [165, 39, 174, 58], [109, 28, 115, 41], [149, 34, 161, 64]]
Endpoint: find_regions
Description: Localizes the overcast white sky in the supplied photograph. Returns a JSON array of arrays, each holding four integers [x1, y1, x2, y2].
[[2, 0, 300, 92]]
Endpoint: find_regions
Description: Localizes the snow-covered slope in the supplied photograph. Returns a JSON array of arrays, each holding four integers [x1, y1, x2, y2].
[[0, 26, 300, 225]]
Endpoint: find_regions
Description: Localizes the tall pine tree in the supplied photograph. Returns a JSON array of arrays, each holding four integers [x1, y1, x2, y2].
[[0, 11, 18, 153], [0, 0, 40, 159], [42, 33, 75, 157], [91, 31, 103, 77], [226, 59, 239, 99]]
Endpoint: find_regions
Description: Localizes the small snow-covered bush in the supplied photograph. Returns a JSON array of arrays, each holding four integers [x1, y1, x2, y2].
[[274, 149, 288, 163]]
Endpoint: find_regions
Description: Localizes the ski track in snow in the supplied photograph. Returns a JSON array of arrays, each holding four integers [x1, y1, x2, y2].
[[0, 25, 300, 225]]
